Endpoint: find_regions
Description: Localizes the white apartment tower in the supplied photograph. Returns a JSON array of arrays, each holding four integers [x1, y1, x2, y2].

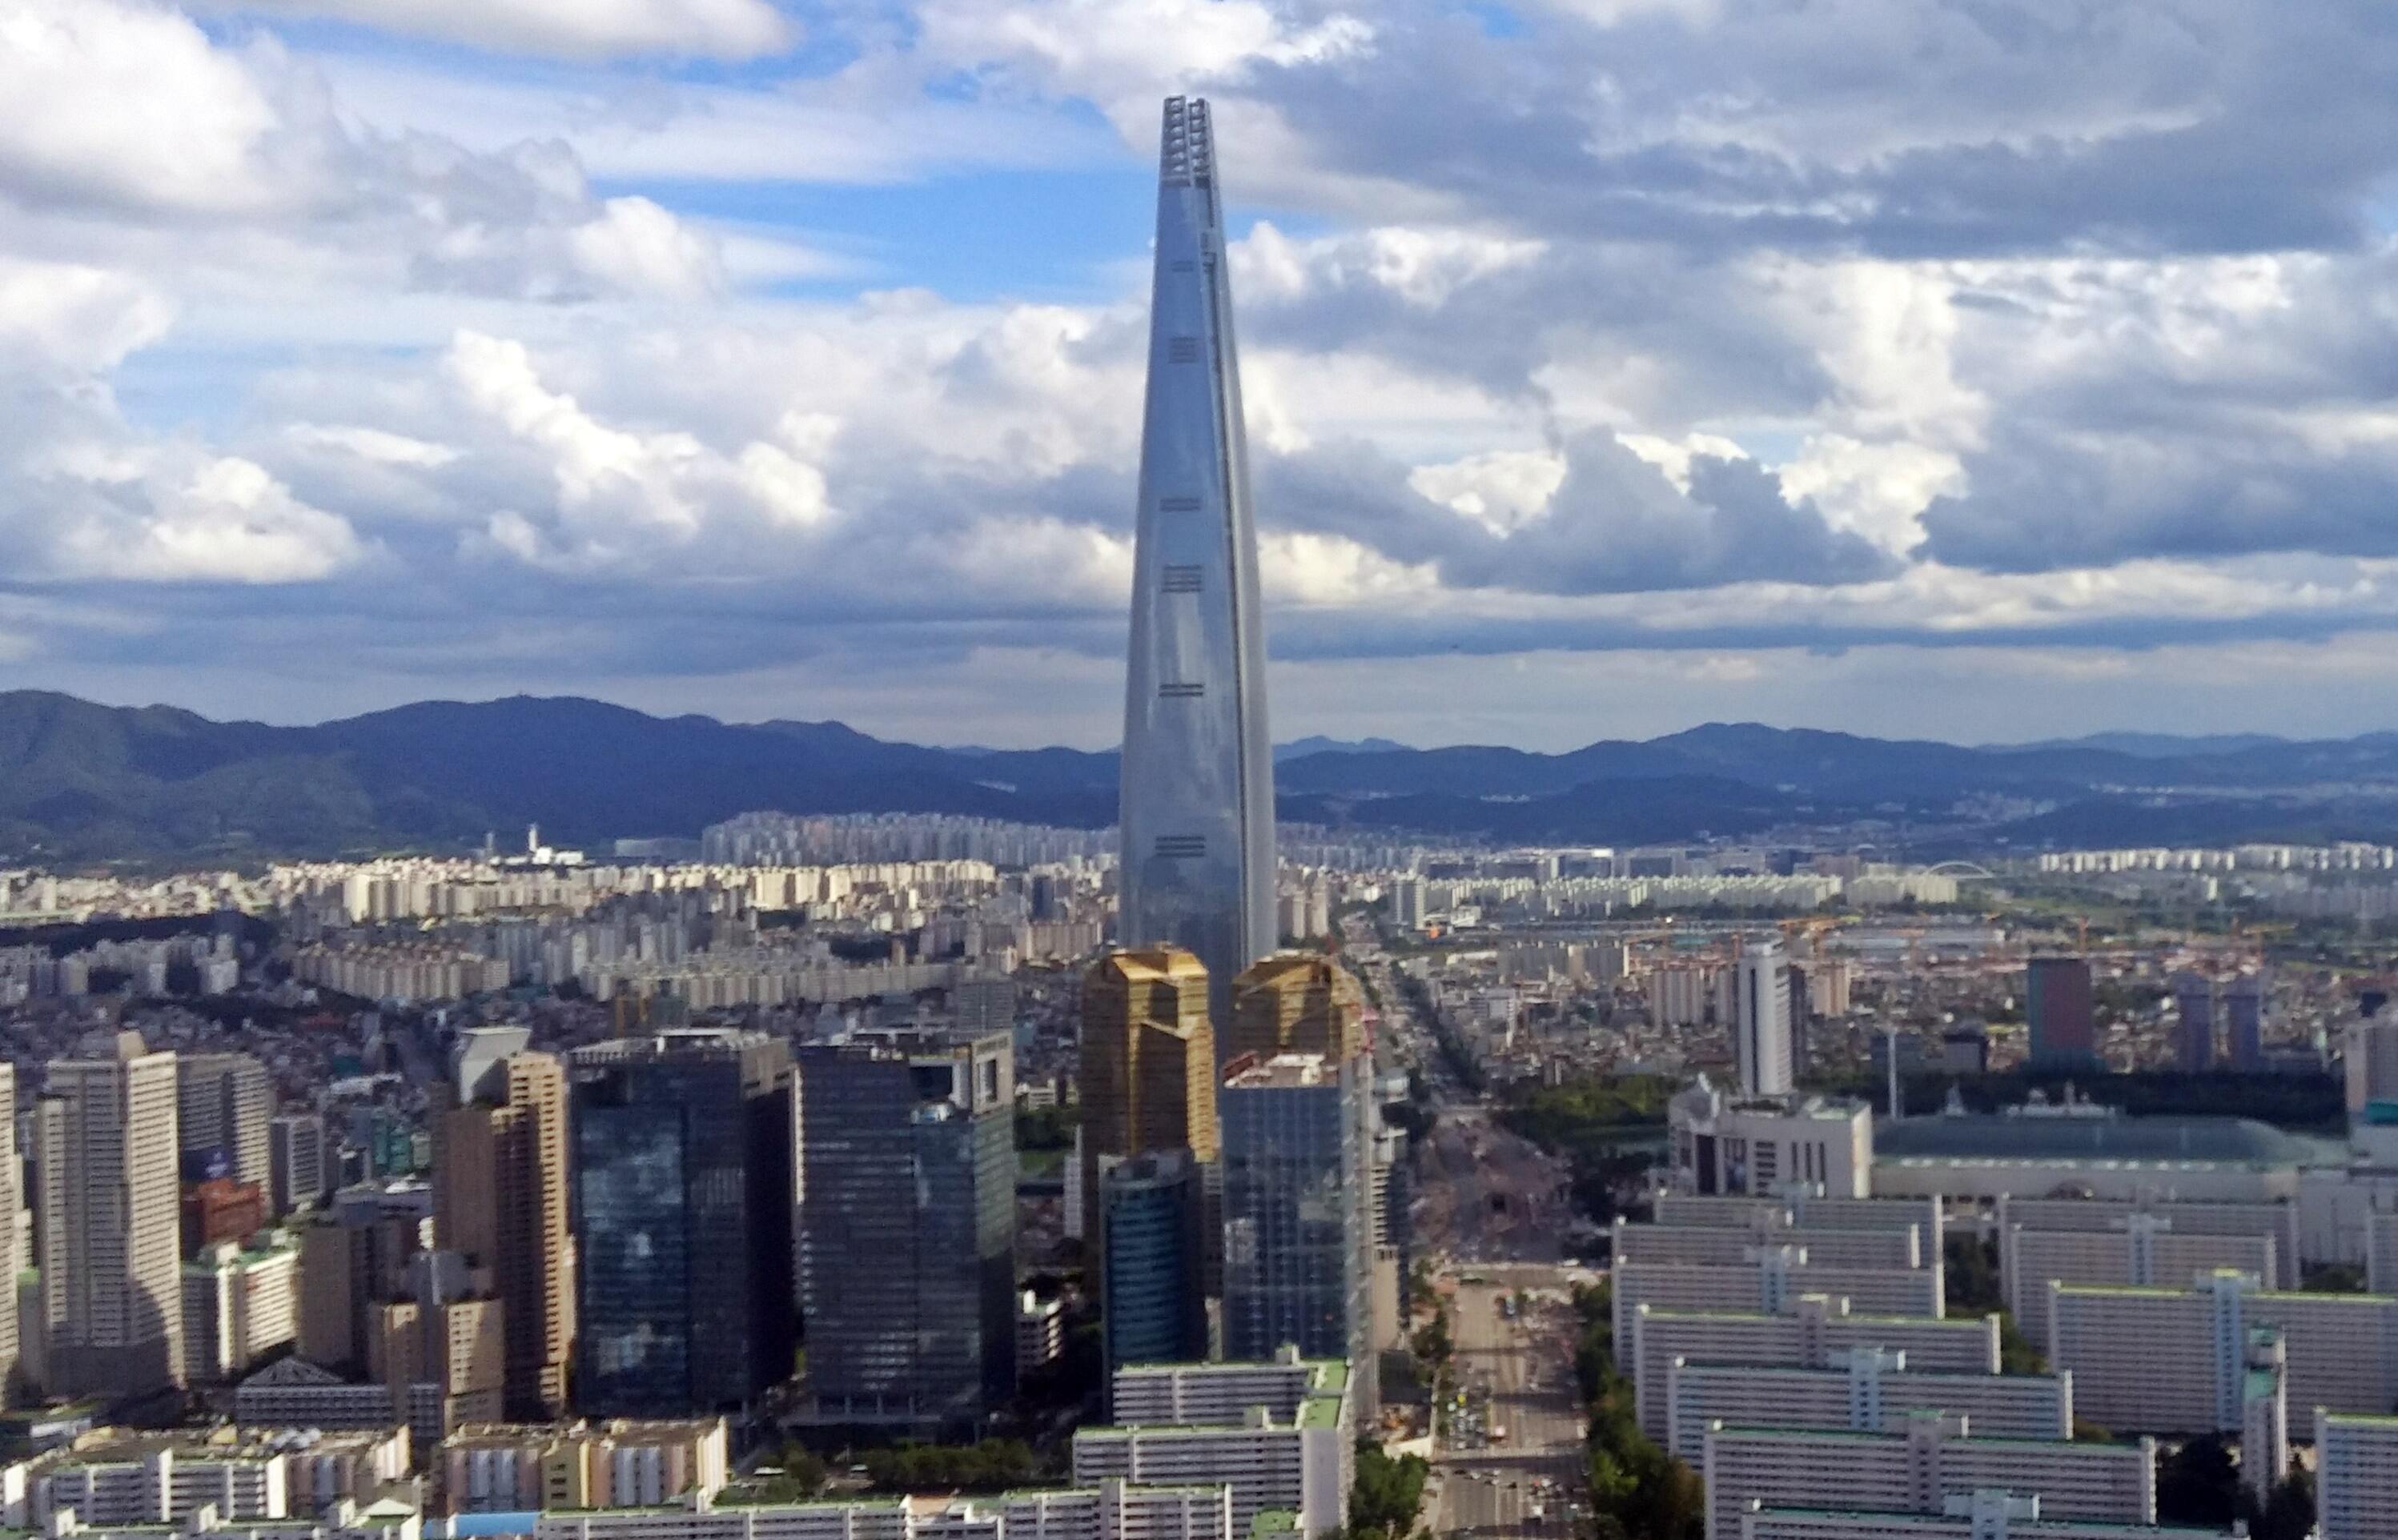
[[1735, 944, 1793, 1097], [38, 1033, 185, 1399]]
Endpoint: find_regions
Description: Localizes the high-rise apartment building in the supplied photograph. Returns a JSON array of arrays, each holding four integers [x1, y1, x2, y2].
[[178, 1053, 273, 1189], [569, 1029, 795, 1418], [1631, 1295, 2000, 1442], [1080, 948, 1219, 1209], [1227, 955, 1364, 1065], [1117, 95, 1276, 1033], [2002, 1216, 2276, 1351], [269, 1113, 331, 1217], [2316, 1408, 2398, 1540], [1733, 944, 1793, 1097], [1219, 1054, 1374, 1411], [2171, 973, 2216, 1073], [1701, 1413, 2156, 1540], [38, 1032, 186, 1398], [0, 1065, 18, 1401], [797, 1029, 1015, 1430], [1664, 1348, 2072, 1462], [437, 1029, 574, 1420], [1076, 1354, 1355, 1538], [2047, 1269, 2398, 1432], [1098, 1149, 1209, 1374], [2026, 957, 2098, 1068]]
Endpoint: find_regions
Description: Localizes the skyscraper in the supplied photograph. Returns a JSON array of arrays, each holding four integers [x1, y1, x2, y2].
[[797, 1029, 1018, 1433], [1080, 947, 1220, 1212], [1734, 944, 1793, 1097], [2172, 973, 2216, 1073], [2026, 956, 2099, 1069], [1219, 1053, 1376, 1411], [1098, 1149, 1209, 1376], [1118, 94, 1276, 1034], [38, 1032, 185, 1398], [1227, 954, 1366, 1065], [436, 1028, 574, 1420], [177, 1053, 272, 1189], [568, 1029, 795, 1417], [269, 1112, 331, 1217], [2224, 973, 2267, 1073], [0, 1065, 18, 1402]]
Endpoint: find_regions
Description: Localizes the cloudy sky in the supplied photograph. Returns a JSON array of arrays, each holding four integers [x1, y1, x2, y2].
[[4, 0, 2396, 749]]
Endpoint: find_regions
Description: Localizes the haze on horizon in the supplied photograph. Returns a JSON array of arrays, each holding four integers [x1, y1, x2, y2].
[[3, 0, 2396, 750]]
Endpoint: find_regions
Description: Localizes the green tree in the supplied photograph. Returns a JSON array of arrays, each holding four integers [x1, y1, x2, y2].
[[1348, 1445, 1429, 1538], [2156, 1436, 2240, 1526]]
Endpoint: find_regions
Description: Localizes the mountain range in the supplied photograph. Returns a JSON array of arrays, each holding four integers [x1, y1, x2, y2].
[[3, 690, 2396, 863]]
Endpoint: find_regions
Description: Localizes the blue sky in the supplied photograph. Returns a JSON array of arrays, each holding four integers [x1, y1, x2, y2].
[[4, 0, 2398, 749]]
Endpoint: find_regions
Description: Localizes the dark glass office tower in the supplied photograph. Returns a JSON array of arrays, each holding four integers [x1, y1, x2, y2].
[[797, 1030, 1017, 1434], [1119, 94, 1276, 1036], [1099, 1147, 1208, 1374], [567, 1029, 794, 1416]]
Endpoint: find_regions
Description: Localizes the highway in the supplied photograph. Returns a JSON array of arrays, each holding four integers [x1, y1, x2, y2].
[[1432, 1274, 1590, 1539]]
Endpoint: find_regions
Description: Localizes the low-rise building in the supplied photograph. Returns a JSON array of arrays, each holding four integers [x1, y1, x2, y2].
[[438, 1420, 728, 1516], [1667, 1084, 1873, 1199]]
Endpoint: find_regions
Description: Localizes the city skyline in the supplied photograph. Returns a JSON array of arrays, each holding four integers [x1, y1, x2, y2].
[[4, 3, 2397, 748]]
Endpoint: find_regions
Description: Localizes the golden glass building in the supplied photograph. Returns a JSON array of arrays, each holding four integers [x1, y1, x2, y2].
[[1080, 947, 1221, 1198], [1227, 953, 1365, 1065]]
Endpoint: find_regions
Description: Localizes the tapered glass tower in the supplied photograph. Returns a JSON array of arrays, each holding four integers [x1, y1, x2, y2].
[[1119, 95, 1275, 1035]]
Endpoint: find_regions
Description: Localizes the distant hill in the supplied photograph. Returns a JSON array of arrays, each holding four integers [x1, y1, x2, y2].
[[2, 690, 2395, 862]]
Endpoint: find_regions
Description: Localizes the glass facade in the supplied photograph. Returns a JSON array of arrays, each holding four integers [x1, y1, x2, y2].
[[1219, 1055, 1372, 1394], [1119, 95, 1276, 1033], [1100, 1149, 1207, 1373], [567, 1030, 794, 1417], [797, 1030, 1018, 1433]]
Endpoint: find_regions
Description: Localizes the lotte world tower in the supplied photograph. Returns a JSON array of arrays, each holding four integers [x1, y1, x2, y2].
[[1118, 96, 1276, 1035]]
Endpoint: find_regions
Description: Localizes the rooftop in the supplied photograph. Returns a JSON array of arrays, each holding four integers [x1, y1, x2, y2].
[[1875, 1113, 2332, 1167]]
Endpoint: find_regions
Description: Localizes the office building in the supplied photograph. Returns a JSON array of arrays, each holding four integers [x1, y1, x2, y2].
[[1219, 1056, 1374, 1411], [372, 1259, 507, 1448], [2316, 1409, 2398, 1540], [1079, 948, 1219, 1216], [1665, 1348, 2071, 1462], [185, 1177, 268, 1253], [797, 1030, 1015, 1430], [2172, 973, 2216, 1073], [1117, 94, 1277, 1033], [2046, 1269, 2398, 1432], [1736, 1492, 2225, 1540], [38, 1032, 186, 1398], [2346, 1003, 2398, 1117], [532, 1482, 1236, 1540], [271, 1113, 334, 1217], [2223, 973, 2267, 1073], [179, 1053, 274, 1189], [1733, 946, 1793, 1097], [1666, 1081, 1872, 1198], [1630, 1295, 1999, 1441], [2002, 1218, 2275, 1351], [1099, 1151, 1209, 1374], [183, 1236, 300, 1384], [1018, 1291, 1066, 1378], [438, 1418, 729, 1514], [1701, 1413, 2155, 1540], [1226, 956, 1364, 1066], [296, 1188, 428, 1374], [1075, 1354, 1352, 1538], [571, 1030, 795, 1418], [2026, 957, 2098, 1068], [437, 1029, 574, 1419]]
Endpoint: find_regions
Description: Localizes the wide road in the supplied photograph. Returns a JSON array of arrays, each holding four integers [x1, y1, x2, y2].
[[1433, 1273, 1589, 1539]]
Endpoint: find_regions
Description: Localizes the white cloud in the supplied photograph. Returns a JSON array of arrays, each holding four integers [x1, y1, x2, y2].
[[217, 0, 792, 61]]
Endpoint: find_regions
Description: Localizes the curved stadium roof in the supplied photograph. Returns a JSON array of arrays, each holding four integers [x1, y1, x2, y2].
[[1875, 1113, 2333, 1167]]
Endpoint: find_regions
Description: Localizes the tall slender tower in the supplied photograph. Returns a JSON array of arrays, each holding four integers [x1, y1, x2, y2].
[[1119, 94, 1276, 1037], [38, 1032, 184, 1399]]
